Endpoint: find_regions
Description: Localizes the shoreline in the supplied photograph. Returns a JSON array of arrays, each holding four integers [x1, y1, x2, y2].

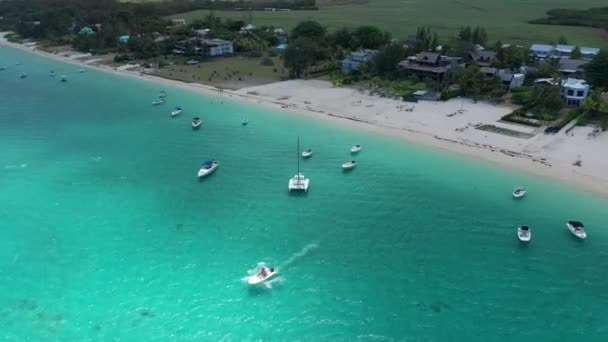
[[2, 35, 607, 198]]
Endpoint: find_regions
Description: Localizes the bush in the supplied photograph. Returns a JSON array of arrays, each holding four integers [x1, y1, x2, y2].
[[555, 109, 582, 129], [440, 89, 460, 101], [244, 50, 263, 58], [260, 57, 274, 66], [601, 118, 608, 131], [541, 113, 557, 121], [113, 54, 131, 63]]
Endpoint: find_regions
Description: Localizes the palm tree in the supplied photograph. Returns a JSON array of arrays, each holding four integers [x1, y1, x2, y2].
[[582, 88, 605, 114]]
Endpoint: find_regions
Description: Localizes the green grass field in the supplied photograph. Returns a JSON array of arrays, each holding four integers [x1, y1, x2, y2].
[[154, 56, 288, 89], [168, 0, 608, 48]]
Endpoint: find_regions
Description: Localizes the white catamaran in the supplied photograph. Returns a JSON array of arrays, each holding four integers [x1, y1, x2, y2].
[[288, 137, 310, 192]]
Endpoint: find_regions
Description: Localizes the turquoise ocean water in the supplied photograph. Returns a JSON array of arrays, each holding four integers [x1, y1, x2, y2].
[[1, 45, 607, 341]]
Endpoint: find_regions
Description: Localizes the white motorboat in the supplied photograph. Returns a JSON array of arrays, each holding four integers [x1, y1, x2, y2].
[[197, 160, 219, 178], [171, 107, 183, 117], [302, 149, 313, 158], [512, 186, 526, 198], [192, 117, 202, 129], [60, 75, 67, 82], [247, 265, 277, 285], [351, 144, 362, 153], [566, 221, 587, 239], [288, 137, 310, 192], [342, 160, 357, 170], [241, 119, 248, 126], [159, 91, 167, 98], [152, 99, 165, 106], [517, 225, 531, 242], [78, 69, 86, 73], [19, 73, 27, 79]]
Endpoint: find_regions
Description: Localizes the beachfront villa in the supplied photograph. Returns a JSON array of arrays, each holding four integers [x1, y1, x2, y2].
[[470, 50, 496, 67], [398, 52, 464, 80], [341, 49, 378, 74], [535, 78, 590, 107], [561, 78, 590, 107], [202, 39, 234, 57]]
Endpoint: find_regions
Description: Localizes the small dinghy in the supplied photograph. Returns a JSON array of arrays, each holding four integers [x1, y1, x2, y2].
[[49, 70, 55, 77], [19, 73, 27, 79], [247, 265, 277, 285], [241, 119, 248, 126], [159, 91, 167, 98], [192, 117, 202, 129], [152, 99, 165, 106], [60, 75, 67, 82], [350, 144, 362, 153], [512, 186, 526, 198], [197, 160, 219, 178], [517, 225, 531, 242], [566, 221, 586, 239], [171, 107, 183, 117], [78, 69, 86, 73], [342, 160, 357, 170], [302, 149, 313, 158]]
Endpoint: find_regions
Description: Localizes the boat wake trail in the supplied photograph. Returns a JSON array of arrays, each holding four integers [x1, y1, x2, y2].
[[278, 242, 319, 270]]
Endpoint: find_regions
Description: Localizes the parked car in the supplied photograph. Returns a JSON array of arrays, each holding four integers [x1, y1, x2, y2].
[[186, 59, 199, 65]]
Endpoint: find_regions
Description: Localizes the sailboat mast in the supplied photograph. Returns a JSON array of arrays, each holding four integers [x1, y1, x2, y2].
[[297, 137, 300, 175]]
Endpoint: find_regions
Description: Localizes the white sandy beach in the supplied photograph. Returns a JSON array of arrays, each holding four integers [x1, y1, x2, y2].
[[2, 33, 607, 197]]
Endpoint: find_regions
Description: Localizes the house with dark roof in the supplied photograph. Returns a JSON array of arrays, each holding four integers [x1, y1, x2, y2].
[[470, 50, 497, 67], [557, 59, 588, 79], [479, 67, 498, 78], [398, 52, 464, 80]]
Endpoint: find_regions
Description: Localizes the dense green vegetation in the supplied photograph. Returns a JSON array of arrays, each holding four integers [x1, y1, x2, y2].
[[530, 7, 608, 30], [169, 0, 608, 48]]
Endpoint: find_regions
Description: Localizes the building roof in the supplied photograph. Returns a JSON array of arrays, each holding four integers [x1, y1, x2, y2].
[[473, 50, 497, 61], [480, 67, 498, 74], [203, 38, 232, 46], [530, 44, 553, 52], [563, 78, 589, 90], [558, 59, 588, 72], [555, 44, 575, 53], [416, 52, 440, 63], [580, 47, 600, 55]]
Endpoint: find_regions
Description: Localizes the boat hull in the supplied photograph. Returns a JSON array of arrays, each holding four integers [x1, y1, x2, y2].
[[247, 270, 277, 285], [566, 223, 587, 239], [302, 151, 313, 158], [517, 228, 531, 242], [198, 163, 219, 177]]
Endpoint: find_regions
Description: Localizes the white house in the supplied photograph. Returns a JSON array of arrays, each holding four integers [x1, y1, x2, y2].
[[553, 44, 575, 58], [561, 78, 590, 107], [203, 39, 234, 57], [529, 44, 553, 59], [580, 47, 600, 60], [534, 78, 590, 107]]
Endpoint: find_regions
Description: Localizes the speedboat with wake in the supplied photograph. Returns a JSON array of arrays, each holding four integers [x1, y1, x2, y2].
[[517, 225, 531, 242], [247, 265, 277, 285], [302, 149, 313, 158], [342, 160, 357, 170], [152, 99, 165, 106], [192, 117, 202, 129], [351, 144, 362, 153], [566, 221, 586, 239], [171, 107, 183, 117], [512, 186, 526, 198], [197, 160, 219, 178]]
